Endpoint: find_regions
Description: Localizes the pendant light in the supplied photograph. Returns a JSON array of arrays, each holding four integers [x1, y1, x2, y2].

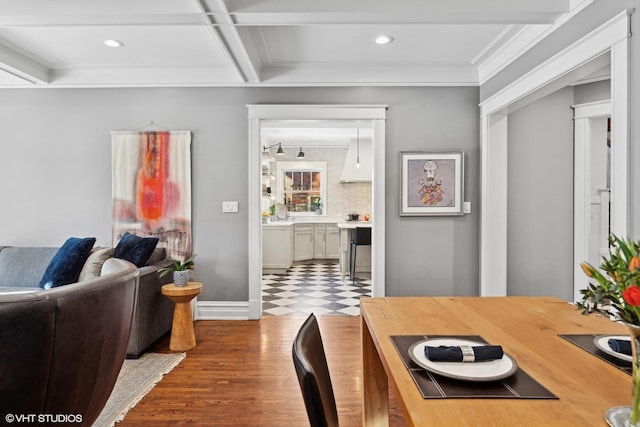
[[355, 128, 360, 168], [297, 147, 305, 159]]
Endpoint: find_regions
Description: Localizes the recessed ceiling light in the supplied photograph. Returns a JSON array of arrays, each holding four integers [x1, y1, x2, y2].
[[374, 35, 394, 45], [103, 39, 124, 48]]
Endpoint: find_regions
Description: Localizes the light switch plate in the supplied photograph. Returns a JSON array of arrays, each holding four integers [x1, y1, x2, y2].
[[463, 202, 471, 214], [222, 201, 238, 213]]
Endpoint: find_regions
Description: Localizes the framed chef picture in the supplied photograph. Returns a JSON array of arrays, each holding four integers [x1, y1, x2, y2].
[[400, 151, 464, 216]]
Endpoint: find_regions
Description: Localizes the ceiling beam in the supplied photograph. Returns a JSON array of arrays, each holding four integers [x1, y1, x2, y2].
[[229, 12, 565, 26], [223, 0, 569, 25], [196, 0, 261, 83], [0, 43, 49, 84], [0, 2, 570, 28]]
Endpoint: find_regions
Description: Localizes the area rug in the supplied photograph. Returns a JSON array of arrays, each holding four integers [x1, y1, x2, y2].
[[93, 352, 186, 427]]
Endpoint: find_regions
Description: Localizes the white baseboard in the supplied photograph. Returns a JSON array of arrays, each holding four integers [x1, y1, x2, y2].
[[195, 301, 250, 320]]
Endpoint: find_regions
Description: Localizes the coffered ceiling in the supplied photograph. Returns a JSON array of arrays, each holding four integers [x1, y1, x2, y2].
[[0, 0, 585, 88]]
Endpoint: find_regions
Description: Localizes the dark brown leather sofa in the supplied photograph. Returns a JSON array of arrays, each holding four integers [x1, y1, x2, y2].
[[0, 246, 174, 358], [0, 258, 138, 427]]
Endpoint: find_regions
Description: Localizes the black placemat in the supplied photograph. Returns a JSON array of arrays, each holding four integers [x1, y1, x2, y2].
[[559, 334, 632, 374], [390, 335, 558, 399]]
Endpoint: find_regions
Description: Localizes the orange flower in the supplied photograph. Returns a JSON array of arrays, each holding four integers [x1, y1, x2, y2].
[[630, 256, 640, 271], [580, 263, 594, 278]]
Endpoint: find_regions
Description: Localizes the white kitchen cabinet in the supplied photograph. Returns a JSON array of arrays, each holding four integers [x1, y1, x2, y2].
[[294, 224, 314, 261], [325, 224, 340, 259], [262, 224, 294, 274], [314, 224, 326, 258]]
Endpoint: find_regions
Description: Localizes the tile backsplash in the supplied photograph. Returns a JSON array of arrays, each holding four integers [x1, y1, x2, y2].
[[329, 181, 372, 220]]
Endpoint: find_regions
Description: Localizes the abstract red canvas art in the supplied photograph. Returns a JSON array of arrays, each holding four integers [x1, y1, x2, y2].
[[111, 130, 192, 261]]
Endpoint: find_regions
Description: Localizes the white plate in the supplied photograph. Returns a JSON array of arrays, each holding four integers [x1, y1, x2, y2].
[[408, 338, 518, 382], [593, 335, 633, 362]]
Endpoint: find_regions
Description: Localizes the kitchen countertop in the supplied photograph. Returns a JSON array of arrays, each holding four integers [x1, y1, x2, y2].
[[262, 218, 373, 227], [287, 217, 342, 224], [262, 221, 294, 227], [262, 217, 342, 225], [337, 221, 372, 229]]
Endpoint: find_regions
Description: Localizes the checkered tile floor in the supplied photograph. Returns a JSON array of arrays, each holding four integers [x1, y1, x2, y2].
[[262, 261, 371, 316]]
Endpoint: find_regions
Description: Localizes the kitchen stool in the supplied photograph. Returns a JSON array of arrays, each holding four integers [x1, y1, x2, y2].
[[350, 227, 371, 284]]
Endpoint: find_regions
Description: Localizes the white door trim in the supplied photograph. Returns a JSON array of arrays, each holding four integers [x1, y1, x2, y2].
[[479, 113, 509, 296], [478, 9, 631, 296], [247, 104, 387, 319], [610, 35, 630, 238], [572, 100, 611, 303]]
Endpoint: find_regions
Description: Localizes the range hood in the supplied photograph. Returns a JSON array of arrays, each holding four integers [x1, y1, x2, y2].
[[340, 139, 372, 182]]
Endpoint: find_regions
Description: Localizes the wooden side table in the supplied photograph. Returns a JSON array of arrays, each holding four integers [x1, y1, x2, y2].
[[161, 282, 203, 351]]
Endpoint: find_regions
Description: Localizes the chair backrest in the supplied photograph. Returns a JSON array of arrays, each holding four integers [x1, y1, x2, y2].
[[292, 313, 339, 427], [354, 227, 372, 246]]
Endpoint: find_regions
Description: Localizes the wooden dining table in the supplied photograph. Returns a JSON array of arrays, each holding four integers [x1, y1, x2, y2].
[[360, 296, 631, 426]]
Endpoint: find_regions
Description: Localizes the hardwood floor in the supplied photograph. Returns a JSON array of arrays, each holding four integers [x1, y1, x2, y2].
[[119, 316, 407, 426]]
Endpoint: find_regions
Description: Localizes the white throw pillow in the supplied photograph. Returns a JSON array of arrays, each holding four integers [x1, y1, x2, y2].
[[100, 257, 131, 276]]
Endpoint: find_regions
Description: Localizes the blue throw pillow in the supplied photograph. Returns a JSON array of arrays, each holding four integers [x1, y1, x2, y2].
[[39, 237, 96, 289], [114, 232, 159, 268]]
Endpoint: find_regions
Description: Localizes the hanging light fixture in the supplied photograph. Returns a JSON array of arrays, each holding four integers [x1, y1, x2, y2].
[[297, 147, 305, 159], [355, 128, 360, 168]]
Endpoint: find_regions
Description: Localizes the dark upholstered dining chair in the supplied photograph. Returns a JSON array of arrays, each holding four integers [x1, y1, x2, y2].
[[292, 313, 339, 427]]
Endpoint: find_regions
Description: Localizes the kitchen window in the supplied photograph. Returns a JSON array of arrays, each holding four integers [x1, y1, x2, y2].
[[277, 161, 326, 216]]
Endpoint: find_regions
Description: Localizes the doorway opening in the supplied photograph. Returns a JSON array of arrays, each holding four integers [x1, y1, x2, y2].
[[479, 10, 630, 297], [260, 124, 372, 316], [573, 101, 611, 301], [247, 105, 387, 319]]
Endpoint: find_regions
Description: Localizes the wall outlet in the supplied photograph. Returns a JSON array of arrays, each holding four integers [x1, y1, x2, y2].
[[463, 202, 471, 214], [222, 201, 238, 213]]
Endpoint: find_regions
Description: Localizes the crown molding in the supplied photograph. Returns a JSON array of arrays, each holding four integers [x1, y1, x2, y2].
[[477, 0, 595, 85]]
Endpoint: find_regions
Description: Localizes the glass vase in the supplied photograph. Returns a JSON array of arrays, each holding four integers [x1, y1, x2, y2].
[[630, 324, 640, 427], [608, 324, 640, 426]]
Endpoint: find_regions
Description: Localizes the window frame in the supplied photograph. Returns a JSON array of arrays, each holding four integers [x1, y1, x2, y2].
[[276, 161, 327, 216]]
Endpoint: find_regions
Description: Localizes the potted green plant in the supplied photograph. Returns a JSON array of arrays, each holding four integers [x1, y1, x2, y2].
[[269, 203, 276, 220], [314, 198, 322, 215], [158, 255, 196, 287]]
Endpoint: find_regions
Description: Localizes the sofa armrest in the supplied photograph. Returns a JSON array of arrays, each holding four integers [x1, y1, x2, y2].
[[137, 260, 171, 278], [126, 260, 174, 358]]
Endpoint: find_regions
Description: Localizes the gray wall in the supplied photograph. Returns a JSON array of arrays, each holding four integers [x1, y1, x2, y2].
[[573, 80, 610, 105], [385, 88, 480, 296], [506, 87, 575, 299], [481, 0, 640, 237], [0, 86, 480, 300]]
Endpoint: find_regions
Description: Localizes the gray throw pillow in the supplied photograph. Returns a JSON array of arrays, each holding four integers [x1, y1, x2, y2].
[[78, 247, 114, 281]]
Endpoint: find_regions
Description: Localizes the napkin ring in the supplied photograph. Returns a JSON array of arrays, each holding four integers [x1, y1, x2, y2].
[[460, 345, 475, 362]]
